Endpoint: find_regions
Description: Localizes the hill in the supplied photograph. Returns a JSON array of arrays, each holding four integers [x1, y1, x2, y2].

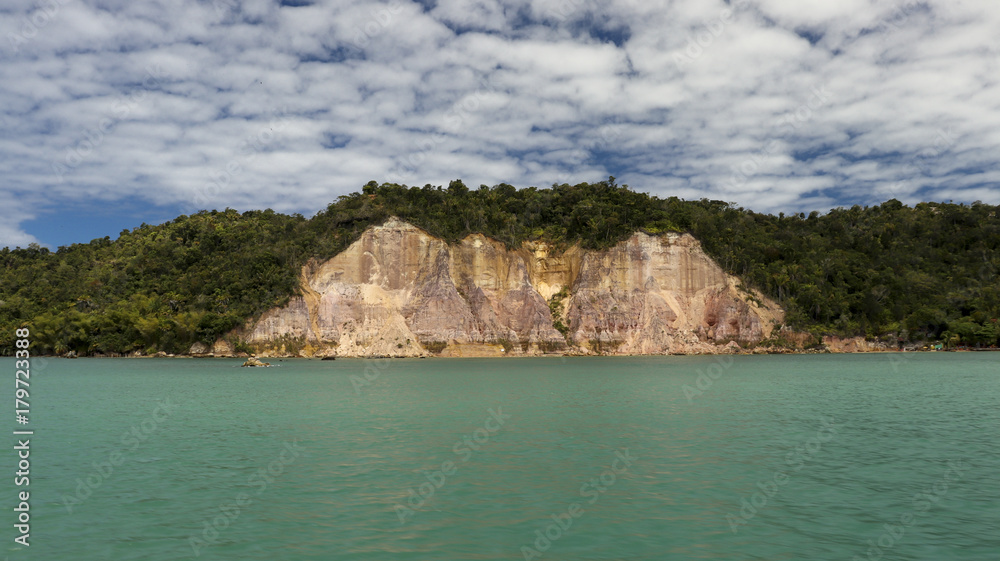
[[2, 178, 998, 355]]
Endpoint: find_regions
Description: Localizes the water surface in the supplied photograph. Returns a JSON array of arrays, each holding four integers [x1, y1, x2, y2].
[[6, 353, 998, 560]]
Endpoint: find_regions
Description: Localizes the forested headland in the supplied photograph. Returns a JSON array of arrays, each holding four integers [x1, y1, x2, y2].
[[2, 178, 998, 355]]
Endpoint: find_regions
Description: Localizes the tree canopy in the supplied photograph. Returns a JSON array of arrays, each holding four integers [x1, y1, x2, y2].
[[2, 178, 997, 355]]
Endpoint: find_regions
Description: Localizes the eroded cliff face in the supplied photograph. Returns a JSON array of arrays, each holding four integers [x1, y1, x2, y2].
[[238, 217, 783, 357], [565, 232, 783, 354]]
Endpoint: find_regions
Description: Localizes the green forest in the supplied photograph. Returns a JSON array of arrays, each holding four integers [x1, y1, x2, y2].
[[2, 178, 998, 355]]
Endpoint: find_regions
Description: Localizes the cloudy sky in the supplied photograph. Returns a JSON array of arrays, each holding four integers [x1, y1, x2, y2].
[[2, 0, 998, 248]]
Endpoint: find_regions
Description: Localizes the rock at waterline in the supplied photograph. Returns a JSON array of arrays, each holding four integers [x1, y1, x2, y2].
[[242, 357, 271, 367]]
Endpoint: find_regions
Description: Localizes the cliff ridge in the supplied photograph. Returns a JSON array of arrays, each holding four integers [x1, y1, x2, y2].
[[238, 217, 783, 357]]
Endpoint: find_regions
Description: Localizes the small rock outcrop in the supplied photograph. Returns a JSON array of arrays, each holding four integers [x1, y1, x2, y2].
[[241, 356, 270, 367]]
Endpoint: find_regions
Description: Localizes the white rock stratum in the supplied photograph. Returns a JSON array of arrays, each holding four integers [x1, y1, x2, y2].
[[235, 217, 784, 357]]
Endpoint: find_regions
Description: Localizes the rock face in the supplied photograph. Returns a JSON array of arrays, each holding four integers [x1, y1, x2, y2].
[[565, 231, 782, 354], [822, 336, 890, 353], [237, 217, 783, 357], [242, 356, 270, 367]]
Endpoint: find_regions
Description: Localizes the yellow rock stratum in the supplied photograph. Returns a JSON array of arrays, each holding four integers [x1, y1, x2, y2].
[[239, 217, 783, 357]]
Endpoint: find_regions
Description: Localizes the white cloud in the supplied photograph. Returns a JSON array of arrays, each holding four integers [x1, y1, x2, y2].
[[0, 215, 42, 250], [1, 0, 998, 247]]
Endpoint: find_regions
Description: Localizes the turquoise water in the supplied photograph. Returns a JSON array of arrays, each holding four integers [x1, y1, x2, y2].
[[4, 354, 998, 560]]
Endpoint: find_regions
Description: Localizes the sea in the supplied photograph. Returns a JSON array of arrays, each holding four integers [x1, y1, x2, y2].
[[4, 353, 998, 560]]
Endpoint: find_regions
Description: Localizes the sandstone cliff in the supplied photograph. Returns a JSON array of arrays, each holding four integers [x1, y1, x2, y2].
[[236, 217, 783, 357]]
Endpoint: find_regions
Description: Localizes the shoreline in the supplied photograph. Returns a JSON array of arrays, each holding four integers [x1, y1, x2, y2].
[[17, 347, 999, 359]]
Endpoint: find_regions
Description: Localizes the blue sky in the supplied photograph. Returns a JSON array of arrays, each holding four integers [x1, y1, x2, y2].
[[2, 0, 999, 249]]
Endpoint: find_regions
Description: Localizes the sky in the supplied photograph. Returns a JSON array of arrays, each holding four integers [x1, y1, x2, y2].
[[1, 0, 998, 249]]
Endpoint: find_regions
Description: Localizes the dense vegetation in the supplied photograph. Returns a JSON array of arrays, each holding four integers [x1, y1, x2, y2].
[[2, 178, 998, 355]]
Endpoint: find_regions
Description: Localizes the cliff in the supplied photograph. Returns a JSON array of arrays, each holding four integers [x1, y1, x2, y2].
[[237, 217, 783, 357]]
